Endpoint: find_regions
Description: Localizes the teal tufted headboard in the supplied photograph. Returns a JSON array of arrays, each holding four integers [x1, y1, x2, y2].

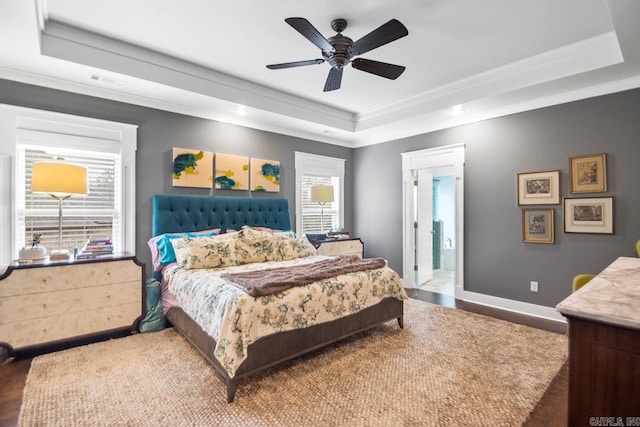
[[151, 194, 291, 237]]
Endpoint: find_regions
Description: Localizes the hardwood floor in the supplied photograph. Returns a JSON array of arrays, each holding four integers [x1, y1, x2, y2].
[[524, 362, 569, 427], [0, 357, 30, 427], [0, 289, 568, 427]]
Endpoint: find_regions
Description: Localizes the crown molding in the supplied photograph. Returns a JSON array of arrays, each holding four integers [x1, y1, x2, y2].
[[41, 20, 357, 132], [355, 31, 623, 131]]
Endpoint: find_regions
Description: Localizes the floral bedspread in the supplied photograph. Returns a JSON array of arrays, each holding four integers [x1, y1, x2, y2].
[[164, 255, 407, 377]]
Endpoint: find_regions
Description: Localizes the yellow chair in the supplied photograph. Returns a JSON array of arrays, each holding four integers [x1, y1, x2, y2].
[[572, 273, 595, 292], [573, 241, 640, 293]]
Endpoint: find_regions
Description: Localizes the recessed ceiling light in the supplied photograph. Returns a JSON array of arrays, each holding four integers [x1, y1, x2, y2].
[[450, 105, 465, 116], [235, 105, 249, 116]]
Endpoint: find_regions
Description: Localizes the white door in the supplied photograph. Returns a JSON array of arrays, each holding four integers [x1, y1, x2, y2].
[[416, 168, 433, 284]]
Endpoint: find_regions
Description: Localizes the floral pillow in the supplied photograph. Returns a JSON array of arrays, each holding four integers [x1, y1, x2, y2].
[[276, 233, 317, 260], [235, 226, 281, 264], [171, 234, 237, 269], [147, 229, 220, 271]]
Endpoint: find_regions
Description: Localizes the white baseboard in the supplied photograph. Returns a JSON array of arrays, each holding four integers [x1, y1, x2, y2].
[[456, 289, 566, 323], [404, 276, 567, 323]]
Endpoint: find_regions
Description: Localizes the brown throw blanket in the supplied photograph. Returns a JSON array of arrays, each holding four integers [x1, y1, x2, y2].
[[221, 255, 387, 297]]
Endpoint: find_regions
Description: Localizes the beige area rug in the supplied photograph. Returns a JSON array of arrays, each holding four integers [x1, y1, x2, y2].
[[19, 299, 567, 427]]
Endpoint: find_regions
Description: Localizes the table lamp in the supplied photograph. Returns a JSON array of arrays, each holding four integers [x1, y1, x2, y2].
[[310, 185, 334, 233], [32, 161, 88, 259]]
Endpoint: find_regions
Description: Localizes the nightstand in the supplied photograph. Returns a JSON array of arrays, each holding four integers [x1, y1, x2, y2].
[[310, 237, 364, 258], [0, 253, 144, 362]]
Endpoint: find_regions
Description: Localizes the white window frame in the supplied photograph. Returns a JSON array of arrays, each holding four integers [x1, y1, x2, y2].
[[294, 151, 345, 234], [0, 104, 137, 265]]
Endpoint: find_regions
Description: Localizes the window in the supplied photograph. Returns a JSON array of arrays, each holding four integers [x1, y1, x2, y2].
[[0, 104, 137, 264], [295, 152, 345, 235], [15, 144, 121, 253], [301, 175, 340, 233]]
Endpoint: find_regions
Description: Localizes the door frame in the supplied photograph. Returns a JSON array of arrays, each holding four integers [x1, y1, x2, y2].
[[401, 144, 465, 296]]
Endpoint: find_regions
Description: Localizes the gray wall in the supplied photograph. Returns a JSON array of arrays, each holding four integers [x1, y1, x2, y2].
[[354, 88, 640, 307], [0, 79, 353, 272], [3, 78, 639, 309]]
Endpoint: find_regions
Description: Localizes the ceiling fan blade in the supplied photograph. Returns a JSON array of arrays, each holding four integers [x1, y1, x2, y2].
[[285, 17, 335, 53], [323, 67, 343, 92], [350, 19, 408, 56], [267, 59, 325, 69], [352, 58, 406, 80]]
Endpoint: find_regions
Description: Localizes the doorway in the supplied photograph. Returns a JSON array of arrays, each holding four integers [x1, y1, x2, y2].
[[415, 173, 456, 296], [401, 145, 465, 297]]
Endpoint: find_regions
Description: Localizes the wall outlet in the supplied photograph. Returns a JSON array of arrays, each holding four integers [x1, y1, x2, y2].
[[530, 281, 539, 292]]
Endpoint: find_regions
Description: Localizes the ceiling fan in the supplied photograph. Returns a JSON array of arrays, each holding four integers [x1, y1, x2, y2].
[[266, 17, 408, 92]]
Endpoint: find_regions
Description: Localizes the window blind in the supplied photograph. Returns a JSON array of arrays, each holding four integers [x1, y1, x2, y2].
[[301, 175, 340, 234], [17, 145, 121, 253]]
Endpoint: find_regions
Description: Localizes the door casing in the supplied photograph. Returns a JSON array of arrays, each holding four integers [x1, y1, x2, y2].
[[401, 144, 465, 296]]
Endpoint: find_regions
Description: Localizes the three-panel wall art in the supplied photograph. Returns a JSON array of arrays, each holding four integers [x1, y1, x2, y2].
[[172, 148, 280, 192], [518, 153, 612, 244]]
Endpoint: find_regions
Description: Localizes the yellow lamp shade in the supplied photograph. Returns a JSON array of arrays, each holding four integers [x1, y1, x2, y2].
[[310, 185, 334, 203], [32, 162, 88, 198]]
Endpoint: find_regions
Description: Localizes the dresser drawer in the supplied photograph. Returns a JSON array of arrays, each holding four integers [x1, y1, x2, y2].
[[0, 260, 141, 297], [1, 302, 141, 348], [0, 281, 141, 323]]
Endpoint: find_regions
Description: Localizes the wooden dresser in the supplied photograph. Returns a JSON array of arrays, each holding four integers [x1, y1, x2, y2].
[[311, 237, 364, 258], [556, 257, 640, 426], [0, 253, 144, 362]]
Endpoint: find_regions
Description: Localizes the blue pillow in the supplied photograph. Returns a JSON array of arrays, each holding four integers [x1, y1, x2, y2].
[[157, 231, 217, 265]]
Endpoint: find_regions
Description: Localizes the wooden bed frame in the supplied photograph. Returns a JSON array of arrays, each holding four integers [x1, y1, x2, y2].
[[152, 194, 404, 402]]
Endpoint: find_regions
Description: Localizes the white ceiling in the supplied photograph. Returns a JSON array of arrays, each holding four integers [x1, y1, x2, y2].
[[1, 0, 640, 147]]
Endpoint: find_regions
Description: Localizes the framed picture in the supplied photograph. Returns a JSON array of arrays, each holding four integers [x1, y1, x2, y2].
[[517, 170, 560, 205], [569, 153, 606, 193], [522, 209, 554, 244], [563, 197, 613, 234]]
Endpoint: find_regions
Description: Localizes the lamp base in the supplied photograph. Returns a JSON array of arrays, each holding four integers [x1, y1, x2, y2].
[[50, 249, 71, 261]]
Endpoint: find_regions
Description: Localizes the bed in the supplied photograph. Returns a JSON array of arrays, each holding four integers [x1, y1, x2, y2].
[[151, 194, 406, 402]]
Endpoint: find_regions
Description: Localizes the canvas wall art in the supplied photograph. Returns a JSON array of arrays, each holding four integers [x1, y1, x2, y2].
[[172, 148, 213, 188], [215, 153, 249, 190], [250, 158, 280, 192]]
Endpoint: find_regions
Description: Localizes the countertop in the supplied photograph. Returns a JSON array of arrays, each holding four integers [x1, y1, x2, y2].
[[556, 256, 640, 330]]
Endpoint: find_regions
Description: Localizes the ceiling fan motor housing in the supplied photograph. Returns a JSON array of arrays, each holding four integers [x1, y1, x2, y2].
[[324, 34, 353, 69]]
